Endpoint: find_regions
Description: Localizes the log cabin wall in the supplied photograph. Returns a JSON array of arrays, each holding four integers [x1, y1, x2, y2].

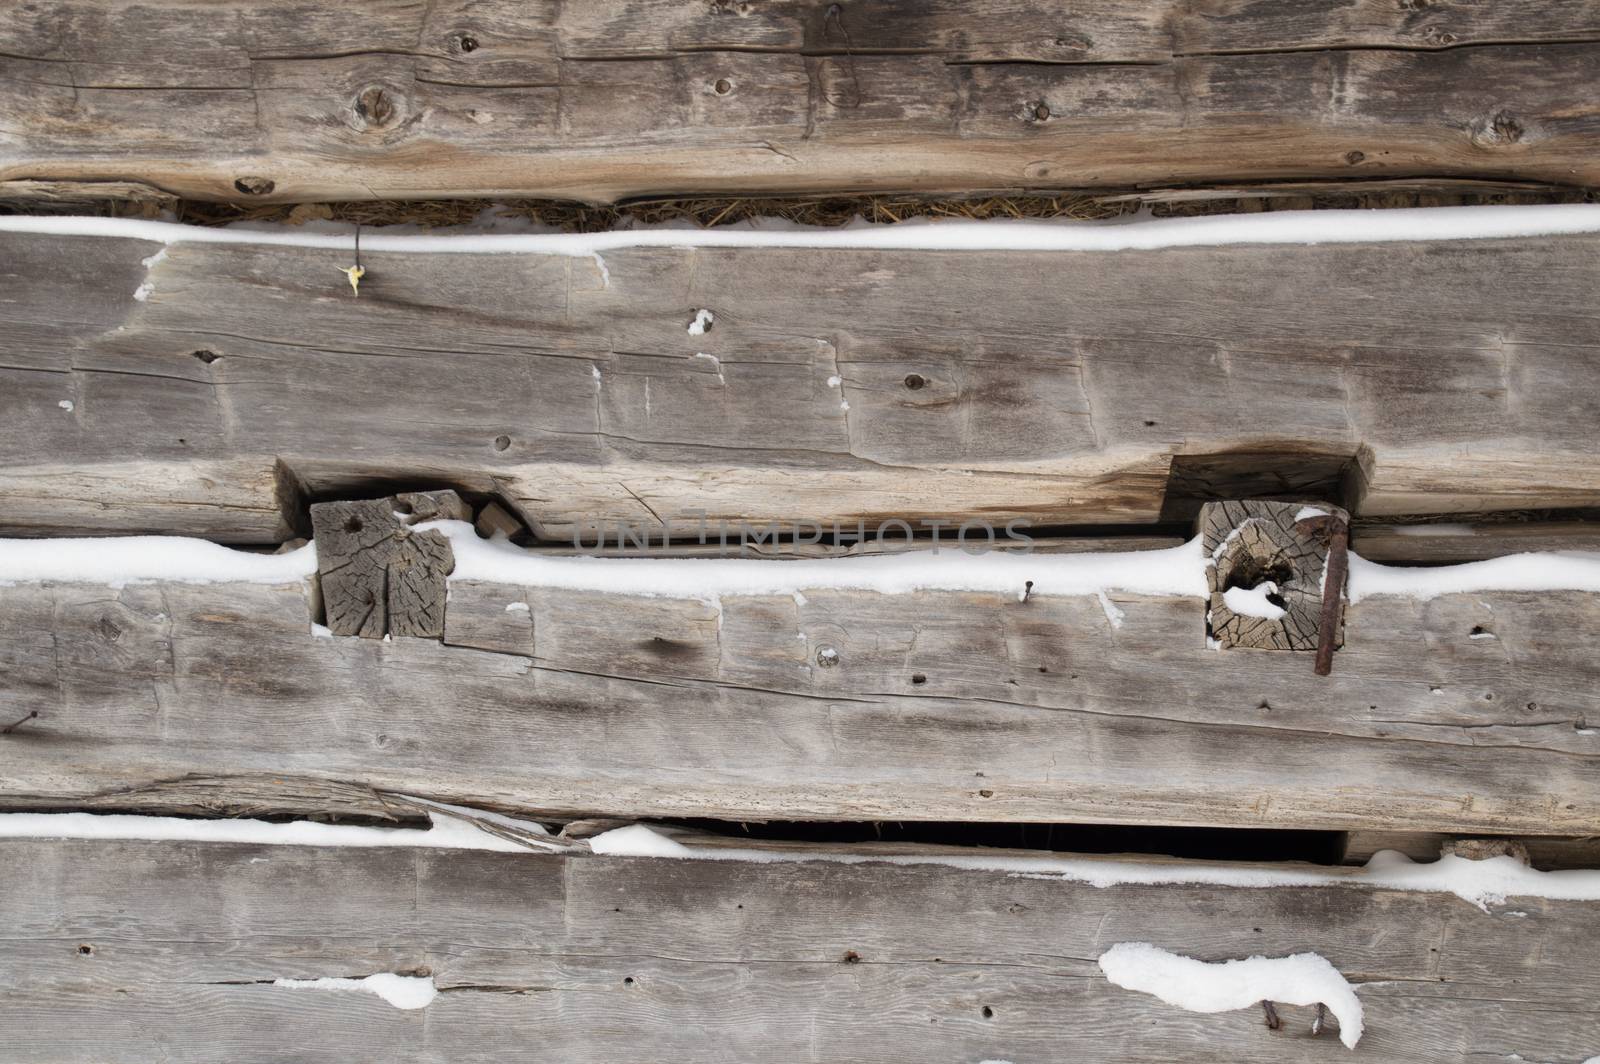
[[3, 3, 1600, 1062]]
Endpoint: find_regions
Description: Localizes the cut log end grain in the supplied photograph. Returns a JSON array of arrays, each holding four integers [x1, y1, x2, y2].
[[1203, 500, 1349, 653], [308, 490, 468, 639]]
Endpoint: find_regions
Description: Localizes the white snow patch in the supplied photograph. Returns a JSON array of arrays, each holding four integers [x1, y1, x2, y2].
[[1293, 506, 1330, 522], [132, 281, 153, 301], [1222, 581, 1286, 620], [589, 824, 694, 857], [1098, 942, 1363, 1049], [826, 375, 842, 388], [0, 806, 534, 852], [10, 205, 1600, 256], [429, 521, 1209, 600], [57, 399, 74, 412], [504, 601, 530, 612], [687, 308, 714, 335], [1095, 590, 1125, 628], [1347, 551, 1600, 602], [573, 826, 1600, 908], [273, 973, 437, 1010], [0, 536, 317, 587], [590, 251, 610, 287], [310, 622, 334, 638]]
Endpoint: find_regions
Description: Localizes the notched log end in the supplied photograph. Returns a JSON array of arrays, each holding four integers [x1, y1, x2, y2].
[[1202, 499, 1349, 653], [309, 490, 467, 640]]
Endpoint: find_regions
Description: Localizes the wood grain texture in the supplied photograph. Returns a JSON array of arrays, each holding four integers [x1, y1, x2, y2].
[[1202, 500, 1346, 652], [309, 490, 467, 638], [1352, 519, 1600, 563], [2, 837, 1597, 1063], [3, 2, 1600, 202], [5, 230, 1600, 541], [2, 574, 1597, 834]]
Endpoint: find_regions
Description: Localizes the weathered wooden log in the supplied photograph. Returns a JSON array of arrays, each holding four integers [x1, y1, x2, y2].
[[4, 2, 1600, 202], [309, 490, 467, 638], [5, 227, 1600, 541], [2, 836, 1596, 1063], [2, 570, 1596, 833], [1352, 519, 1600, 563]]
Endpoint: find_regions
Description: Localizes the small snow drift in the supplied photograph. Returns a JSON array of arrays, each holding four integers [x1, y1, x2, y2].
[[273, 973, 437, 1010], [1222, 580, 1286, 620], [1098, 942, 1363, 1049], [588, 823, 694, 857]]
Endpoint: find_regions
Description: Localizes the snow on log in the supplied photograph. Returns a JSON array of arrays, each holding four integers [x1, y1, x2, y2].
[[2, 835, 1598, 1063], [1, 553, 1597, 832], [6, 213, 1600, 541], [1098, 942, 1363, 1048]]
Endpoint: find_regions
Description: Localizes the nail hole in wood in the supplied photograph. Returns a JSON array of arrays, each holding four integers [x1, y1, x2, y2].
[[911, 673, 927, 685], [344, 516, 363, 533], [903, 373, 926, 390], [842, 950, 861, 963], [233, 176, 275, 196], [978, 789, 993, 798], [1034, 102, 1050, 121], [982, 1006, 995, 1019], [493, 435, 511, 451], [623, 976, 635, 985], [713, 78, 733, 95], [452, 33, 479, 53], [77, 945, 94, 956], [816, 645, 840, 667], [192, 350, 220, 364], [1344, 150, 1366, 164]]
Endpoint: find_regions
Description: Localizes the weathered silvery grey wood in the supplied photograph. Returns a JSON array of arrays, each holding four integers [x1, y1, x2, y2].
[[2, 576, 1596, 834], [2, 838, 1597, 1063], [1352, 520, 1600, 563], [4, 2, 1600, 201], [6, 232, 1600, 541], [309, 490, 467, 638]]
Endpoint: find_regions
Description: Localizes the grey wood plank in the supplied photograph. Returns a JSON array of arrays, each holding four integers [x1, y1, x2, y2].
[[1, 574, 1596, 834], [0, 837, 1596, 1063], [4, 2, 1600, 202], [1353, 520, 1600, 563], [4, 230, 1600, 541]]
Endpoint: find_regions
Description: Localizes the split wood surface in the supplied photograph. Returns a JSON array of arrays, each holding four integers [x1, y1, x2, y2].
[[4, 2, 1600, 202], [6, 231, 1600, 541]]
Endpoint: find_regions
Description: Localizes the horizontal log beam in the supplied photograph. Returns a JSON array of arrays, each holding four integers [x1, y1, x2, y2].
[[4, 225, 1600, 540], [1352, 520, 1600, 563], [2, 836, 1596, 1063], [3, 564, 1596, 834], [4, 3, 1600, 201]]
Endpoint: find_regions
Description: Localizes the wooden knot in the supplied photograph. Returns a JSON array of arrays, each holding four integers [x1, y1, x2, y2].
[[1471, 111, 1526, 149], [1202, 500, 1348, 653], [232, 176, 275, 196], [354, 86, 399, 130]]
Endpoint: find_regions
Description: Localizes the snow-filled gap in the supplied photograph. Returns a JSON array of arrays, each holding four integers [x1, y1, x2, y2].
[[7, 204, 1600, 255]]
